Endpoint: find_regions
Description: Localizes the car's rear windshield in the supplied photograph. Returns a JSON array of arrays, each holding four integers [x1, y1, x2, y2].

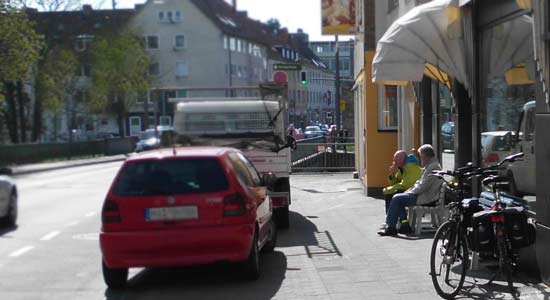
[[113, 158, 228, 196]]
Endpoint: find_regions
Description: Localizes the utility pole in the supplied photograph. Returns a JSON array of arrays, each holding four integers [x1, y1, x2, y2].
[[335, 35, 341, 129], [112, 0, 116, 9]]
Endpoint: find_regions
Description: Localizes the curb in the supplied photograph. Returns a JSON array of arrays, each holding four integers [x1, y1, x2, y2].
[[12, 156, 129, 176]]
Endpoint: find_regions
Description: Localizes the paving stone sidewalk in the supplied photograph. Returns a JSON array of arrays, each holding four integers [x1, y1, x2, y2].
[[275, 173, 550, 300]]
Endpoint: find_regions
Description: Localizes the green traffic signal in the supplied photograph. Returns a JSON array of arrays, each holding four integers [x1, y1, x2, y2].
[[300, 71, 307, 86]]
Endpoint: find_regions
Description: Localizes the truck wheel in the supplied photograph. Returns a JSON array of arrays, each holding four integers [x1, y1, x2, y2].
[[274, 178, 290, 229], [274, 206, 289, 229]]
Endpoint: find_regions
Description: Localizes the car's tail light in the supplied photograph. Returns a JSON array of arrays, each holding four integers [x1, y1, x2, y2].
[[485, 153, 500, 165], [223, 194, 246, 217], [102, 200, 121, 224]]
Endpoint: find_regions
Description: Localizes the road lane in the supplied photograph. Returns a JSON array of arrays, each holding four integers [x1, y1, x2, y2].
[[0, 170, 545, 300]]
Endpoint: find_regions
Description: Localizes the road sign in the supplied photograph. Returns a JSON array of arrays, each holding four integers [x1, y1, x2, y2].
[[273, 71, 288, 84], [274, 63, 302, 71]]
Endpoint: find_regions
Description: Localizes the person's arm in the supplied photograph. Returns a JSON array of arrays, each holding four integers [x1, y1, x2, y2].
[[408, 163, 440, 194]]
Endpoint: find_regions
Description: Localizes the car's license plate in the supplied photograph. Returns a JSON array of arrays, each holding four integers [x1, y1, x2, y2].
[[145, 206, 198, 222]]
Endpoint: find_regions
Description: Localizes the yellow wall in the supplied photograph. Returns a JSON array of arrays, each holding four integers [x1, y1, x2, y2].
[[362, 51, 398, 189]]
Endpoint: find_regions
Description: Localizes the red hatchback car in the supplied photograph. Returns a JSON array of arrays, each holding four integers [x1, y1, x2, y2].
[[100, 147, 277, 289]]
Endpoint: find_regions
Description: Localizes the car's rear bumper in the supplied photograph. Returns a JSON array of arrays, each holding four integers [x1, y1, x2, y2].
[[100, 224, 254, 268]]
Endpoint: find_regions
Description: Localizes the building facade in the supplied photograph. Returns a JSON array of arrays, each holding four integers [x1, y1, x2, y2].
[[354, 0, 550, 284], [31, 0, 331, 140]]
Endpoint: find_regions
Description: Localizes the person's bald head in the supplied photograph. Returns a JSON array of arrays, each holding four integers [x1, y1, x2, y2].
[[393, 150, 407, 167]]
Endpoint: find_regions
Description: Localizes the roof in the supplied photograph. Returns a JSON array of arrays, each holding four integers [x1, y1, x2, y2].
[[128, 147, 236, 161], [27, 7, 136, 39], [190, 0, 328, 71], [190, 0, 279, 47]]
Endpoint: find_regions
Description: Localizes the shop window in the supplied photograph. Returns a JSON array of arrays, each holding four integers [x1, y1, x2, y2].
[[378, 85, 398, 130]]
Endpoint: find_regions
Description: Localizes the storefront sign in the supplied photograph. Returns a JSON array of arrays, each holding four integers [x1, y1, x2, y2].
[[321, 0, 356, 35]]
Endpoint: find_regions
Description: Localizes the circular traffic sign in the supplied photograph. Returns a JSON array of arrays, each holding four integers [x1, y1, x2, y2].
[[273, 71, 288, 84]]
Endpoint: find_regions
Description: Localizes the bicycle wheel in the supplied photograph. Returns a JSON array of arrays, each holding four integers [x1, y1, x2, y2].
[[496, 233, 517, 297], [430, 221, 469, 299]]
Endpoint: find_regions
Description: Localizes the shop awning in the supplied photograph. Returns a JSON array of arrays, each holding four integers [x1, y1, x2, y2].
[[372, 0, 470, 94]]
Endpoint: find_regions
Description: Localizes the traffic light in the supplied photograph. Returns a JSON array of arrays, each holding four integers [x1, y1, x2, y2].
[[300, 71, 307, 86]]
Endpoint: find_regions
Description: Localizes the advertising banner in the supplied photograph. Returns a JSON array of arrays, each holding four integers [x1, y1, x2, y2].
[[322, 0, 356, 35]]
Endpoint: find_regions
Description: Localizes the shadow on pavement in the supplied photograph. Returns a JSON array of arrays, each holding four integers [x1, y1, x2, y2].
[[0, 224, 18, 237], [104, 251, 287, 300], [278, 211, 342, 258]]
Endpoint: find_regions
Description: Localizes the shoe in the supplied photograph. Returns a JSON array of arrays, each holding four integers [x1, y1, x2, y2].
[[377, 227, 397, 236], [379, 223, 388, 229], [398, 224, 412, 234]]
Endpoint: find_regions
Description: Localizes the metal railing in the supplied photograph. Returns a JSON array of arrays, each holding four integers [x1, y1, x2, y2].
[[292, 137, 355, 172]]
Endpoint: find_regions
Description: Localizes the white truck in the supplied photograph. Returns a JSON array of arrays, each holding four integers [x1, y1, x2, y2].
[[170, 85, 295, 228], [506, 101, 536, 196]]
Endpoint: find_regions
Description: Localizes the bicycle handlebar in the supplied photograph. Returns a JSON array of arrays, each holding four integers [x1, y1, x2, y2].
[[431, 152, 524, 179]]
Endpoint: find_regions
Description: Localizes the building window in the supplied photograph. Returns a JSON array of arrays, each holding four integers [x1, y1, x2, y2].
[[75, 35, 93, 52], [174, 11, 182, 22], [175, 62, 188, 78], [174, 34, 185, 49], [388, 0, 399, 12], [223, 36, 228, 50], [237, 39, 242, 52], [379, 85, 398, 130], [158, 11, 164, 22], [143, 35, 159, 50], [159, 116, 172, 126], [149, 62, 160, 76], [229, 37, 236, 51]]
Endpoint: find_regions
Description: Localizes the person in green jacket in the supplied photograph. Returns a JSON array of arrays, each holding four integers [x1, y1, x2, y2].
[[382, 150, 422, 229]]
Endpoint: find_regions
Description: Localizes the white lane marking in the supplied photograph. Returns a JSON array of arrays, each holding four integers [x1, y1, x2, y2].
[[40, 231, 61, 241], [9, 246, 35, 257], [64, 221, 79, 227], [85, 212, 97, 217]]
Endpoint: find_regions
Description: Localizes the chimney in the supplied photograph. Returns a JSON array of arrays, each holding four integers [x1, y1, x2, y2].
[[278, 28, 289, 42], [82, 4, 92, 15], [238, 11, 247, 18], [232, 0, 237, 12]]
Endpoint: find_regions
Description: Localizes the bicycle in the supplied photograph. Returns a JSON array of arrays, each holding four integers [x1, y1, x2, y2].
[[428, 153, 525, 299], [470, 167, 536, 298]]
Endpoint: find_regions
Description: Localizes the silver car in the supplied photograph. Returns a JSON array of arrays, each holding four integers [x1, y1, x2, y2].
[[0, 168, 17, 226]]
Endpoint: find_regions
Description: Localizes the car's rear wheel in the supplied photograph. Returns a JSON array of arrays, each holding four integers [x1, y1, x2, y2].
[[261, 219, 277, 253], [102, 260, 128, 289], [2, 191, 17, 226], [241, 230, 260, 280]]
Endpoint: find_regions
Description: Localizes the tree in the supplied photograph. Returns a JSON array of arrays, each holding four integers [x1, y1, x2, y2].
[[266, 18, 281, 34], [12, 0, 81, 12], [88, 31, 150, 137], [34, 47, 78, 140], [0, 0, 43, 143]]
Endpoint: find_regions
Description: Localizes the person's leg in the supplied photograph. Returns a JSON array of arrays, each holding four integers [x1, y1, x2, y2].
[[384, 189, 404, 215], [384, 193, 393, 214], [385, 193, 417, 229]]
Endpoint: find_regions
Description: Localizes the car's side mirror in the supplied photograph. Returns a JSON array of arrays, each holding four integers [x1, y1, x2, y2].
[[261, 172, 277, 190], [0, 167, 13, 176]]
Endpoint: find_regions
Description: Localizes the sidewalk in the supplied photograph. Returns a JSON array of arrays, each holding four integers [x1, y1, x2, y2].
[[10, 154, 130, 176], [276, 173, 550, 300]]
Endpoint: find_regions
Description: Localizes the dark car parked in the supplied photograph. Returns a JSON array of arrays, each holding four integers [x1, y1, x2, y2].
[[441, 122, 454, 151]]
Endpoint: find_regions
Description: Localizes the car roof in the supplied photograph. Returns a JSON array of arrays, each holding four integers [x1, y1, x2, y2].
[[127, 147, 235, 162]]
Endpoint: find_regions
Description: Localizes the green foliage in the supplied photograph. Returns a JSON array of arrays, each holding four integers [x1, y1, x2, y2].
[[36, 47, 78, 110], [88, 31, 150, 113], [0, 1, 43, 82]]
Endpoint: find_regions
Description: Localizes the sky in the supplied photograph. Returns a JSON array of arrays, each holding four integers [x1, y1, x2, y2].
[[86, 0, 353, 42]]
